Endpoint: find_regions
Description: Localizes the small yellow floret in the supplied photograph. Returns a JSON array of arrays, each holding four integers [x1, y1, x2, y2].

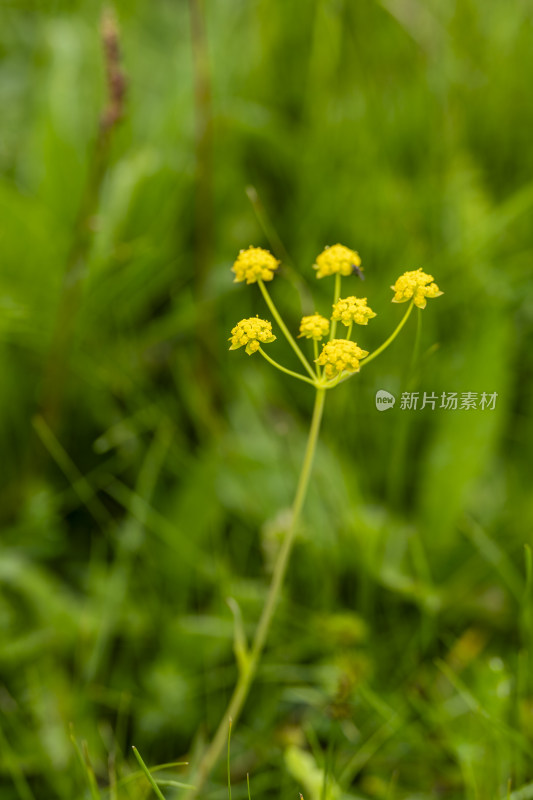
[[316, 339, 369, 379], [332, 296, 376, 326], [298, 314, 330, 341], [232, 246, 279, 284], [229, 317, 276, 355], [313, 244, 362, 279], [391, 269, 443, 310]]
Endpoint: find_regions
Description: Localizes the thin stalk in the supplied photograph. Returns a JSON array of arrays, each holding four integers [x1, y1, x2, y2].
[[322, 373, 344, 390], [332, 301, 415, 388], [313, 339, 322, 379], [360, 300, 415, 369], [329, 274, 342, 339], [346, 322, 353, 340], [258, 348, 316, 386], [258, 280, 316, 380], [132, 748, 167, 800], [190, 388, 327, 794]]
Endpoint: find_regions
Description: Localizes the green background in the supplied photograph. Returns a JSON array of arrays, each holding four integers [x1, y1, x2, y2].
[[1, 1, 532, 798]]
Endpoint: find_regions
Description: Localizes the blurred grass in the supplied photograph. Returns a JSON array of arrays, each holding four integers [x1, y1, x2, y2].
[[1, 0, 533, 798]]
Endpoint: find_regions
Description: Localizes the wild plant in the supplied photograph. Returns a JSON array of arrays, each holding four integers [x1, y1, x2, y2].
[[188, 244, 442, 793]]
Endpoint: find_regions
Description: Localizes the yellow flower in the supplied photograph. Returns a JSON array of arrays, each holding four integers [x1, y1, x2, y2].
[[298, 314, 330, 341], [229, 317, 276, 355], [332, 296, 376, 326], [391, 269, 443, 309], [232, 246, 279, 284], [316, 339, 369, 379], [313, 244, 362, 279]]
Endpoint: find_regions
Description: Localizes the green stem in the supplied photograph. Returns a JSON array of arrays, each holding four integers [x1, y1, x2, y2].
[[258, 280, 316, 380], [346, 322, 353, 340], [258, 348, 316, 386], [333, 301, 415, 387], [360, 300, 415, 369], [313, 339, 322, 379], [329, 274, 342, 339], [189, 388, 327, 794]]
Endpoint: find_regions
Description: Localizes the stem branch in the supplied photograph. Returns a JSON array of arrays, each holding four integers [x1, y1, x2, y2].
[[360, 300, 415, 369], [258, 348, 316, 386], [258, 280, 316, 380], [334, 301, 415, 387]]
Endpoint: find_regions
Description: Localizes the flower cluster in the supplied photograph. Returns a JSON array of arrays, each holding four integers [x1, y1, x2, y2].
[[316, 339, 369, 379], [229, 317, 276, 355], [332, 296, 376, 326], [298, 314, 330, 341], [232, 246, 279, 284], [228, 243, 442, 385], [391, 269, 443, 309], [313, 244, 362, 279]]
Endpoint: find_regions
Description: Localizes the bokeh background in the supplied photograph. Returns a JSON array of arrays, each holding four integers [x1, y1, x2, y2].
[[1, 1, 533, 798]]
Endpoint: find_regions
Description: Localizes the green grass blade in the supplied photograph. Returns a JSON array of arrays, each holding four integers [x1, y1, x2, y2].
[[132, 746, 167, 800]]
